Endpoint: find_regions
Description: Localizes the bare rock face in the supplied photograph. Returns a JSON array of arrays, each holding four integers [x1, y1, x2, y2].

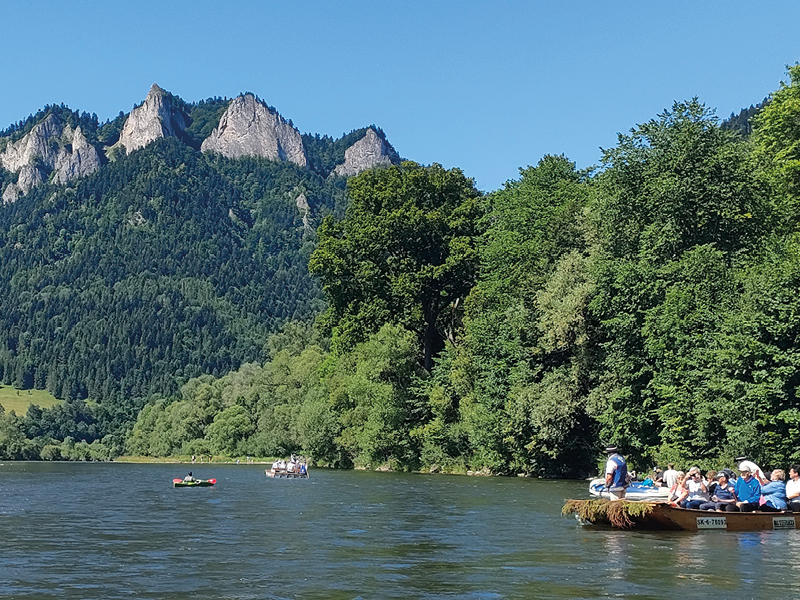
[[117, 84, 189, 154], [295, 192, 312, 230], [53, 126, 102, 184], [333, 128, 398, 177], [1, 114, 63, 176], [0, 114, 101, 203], [201, 94, 308, 167]]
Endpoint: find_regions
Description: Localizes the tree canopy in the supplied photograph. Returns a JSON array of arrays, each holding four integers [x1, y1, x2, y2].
[[309, 162, 482, 370]]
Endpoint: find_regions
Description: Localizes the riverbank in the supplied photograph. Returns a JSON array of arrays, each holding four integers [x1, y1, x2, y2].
[[113, 456, 518, 477], [114, 455, 273, 465]]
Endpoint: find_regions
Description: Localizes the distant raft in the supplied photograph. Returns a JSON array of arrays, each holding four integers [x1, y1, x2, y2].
[[266, 457, 309, 479]]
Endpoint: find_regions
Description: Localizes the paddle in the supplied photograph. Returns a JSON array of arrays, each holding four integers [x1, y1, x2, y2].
[[172, 478, 182, 483], [207, 479, 217, 484]]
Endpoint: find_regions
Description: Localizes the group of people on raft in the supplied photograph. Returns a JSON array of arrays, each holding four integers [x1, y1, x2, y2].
[[604, 446, 800, 512], [270, 455, 307, 475]]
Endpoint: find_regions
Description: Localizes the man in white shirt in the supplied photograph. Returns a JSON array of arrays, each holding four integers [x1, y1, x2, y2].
[[787, 464, 800, 512], [662, 463, 678, 490]]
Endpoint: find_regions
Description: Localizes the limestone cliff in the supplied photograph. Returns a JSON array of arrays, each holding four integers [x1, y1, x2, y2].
[[0, 114, 101, 203], [295, 192, 312, 230], [201, 94, 307, 167], [117, 84, 190, 154], [333, 128, 398, 177]]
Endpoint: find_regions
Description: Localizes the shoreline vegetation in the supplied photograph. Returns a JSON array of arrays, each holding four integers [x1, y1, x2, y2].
[[3, 66, 800, 477], [12, 454, 506, 478]]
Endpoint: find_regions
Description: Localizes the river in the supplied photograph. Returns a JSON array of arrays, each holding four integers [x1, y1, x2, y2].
[[0, 462, 798, 599]]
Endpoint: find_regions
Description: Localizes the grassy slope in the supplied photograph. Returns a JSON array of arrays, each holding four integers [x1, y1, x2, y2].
[[0, 385, 61, 415]]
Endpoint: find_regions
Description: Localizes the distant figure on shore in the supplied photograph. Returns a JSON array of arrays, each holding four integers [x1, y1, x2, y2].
[[192, 455, 196, 464]]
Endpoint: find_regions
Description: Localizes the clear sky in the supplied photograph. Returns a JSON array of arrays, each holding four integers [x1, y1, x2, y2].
[[2, 1, 799, 191]]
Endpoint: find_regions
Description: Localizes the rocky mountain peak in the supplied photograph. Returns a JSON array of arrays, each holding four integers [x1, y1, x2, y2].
[[1, 113, 101, 204], [201, 94, 308, 167], [333, 128, 398, 177], [116, 83, 190, 154]]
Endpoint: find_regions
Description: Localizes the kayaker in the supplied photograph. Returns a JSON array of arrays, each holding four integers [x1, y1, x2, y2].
[[604, 446, 629, 501], [184, 472, 195, 482]]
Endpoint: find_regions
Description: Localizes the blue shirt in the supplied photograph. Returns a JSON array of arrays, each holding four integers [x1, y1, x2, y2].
[[734, 476, 762, 504], [761, 481, 788, 510], [714, 483, 735, 501]]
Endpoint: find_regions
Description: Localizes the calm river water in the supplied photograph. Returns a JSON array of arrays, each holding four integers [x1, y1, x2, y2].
[[0, 462, 798, 599]]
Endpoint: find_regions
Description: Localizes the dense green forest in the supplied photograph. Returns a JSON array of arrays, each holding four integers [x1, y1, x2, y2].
[[0, 92, 373, 457], [3, 67, 800, 476]]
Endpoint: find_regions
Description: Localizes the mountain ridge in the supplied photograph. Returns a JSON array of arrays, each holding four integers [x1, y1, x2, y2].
[[0, 84, 402, 204]]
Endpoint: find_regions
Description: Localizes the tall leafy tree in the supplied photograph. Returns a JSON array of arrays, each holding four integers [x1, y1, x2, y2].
[[309, 162, 482, 370], [589, 100, 770, 466]]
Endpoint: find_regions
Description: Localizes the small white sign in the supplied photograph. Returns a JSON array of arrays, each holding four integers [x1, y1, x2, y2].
[[773, 517, 796, 530], [697, 516, 727, 529]]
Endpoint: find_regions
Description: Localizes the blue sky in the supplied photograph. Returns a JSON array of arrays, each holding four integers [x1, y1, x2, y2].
[[2, 1, 799, 191]]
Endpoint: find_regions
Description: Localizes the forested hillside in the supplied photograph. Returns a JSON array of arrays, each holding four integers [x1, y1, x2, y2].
[[4, 67, 800, 474], [0, 89, 372, 457]]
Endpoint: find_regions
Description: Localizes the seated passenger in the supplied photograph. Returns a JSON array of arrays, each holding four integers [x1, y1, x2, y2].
[[184, 471, 195, 482], [669, 471, 687, 504], [698, 473, 737, 512], [679, 468, 709, 509], [787, 465, 800, 512], [652, 467, 664, 487], [759, 469, 788, 512], [735, 464, 762, 512], [704, 471, 718, 497], [735, 456, 766, 482], [720, 467, 737, 484]]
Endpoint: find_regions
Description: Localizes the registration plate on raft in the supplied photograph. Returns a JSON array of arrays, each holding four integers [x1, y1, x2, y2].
[[696, 516, 727, 529], [773, 516, 796, 530]]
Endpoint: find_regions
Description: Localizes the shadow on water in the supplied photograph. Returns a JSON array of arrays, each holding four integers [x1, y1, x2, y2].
[[0, 462, 798, 599]]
